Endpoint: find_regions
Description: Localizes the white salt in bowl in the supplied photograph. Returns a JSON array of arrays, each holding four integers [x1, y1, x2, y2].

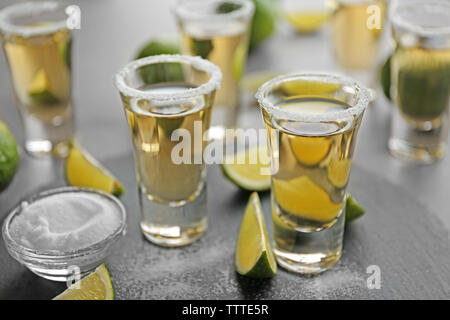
[[2, 187, 127, 282]]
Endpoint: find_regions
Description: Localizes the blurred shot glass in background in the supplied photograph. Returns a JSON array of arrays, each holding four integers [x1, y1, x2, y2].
[[256, 73, 370, 274], [281, 0, 332, 34], [0, 2, 74, 157], [114, 55, 221, 247], [330, 0, 387, 89], [388, 0, 450, 164], [174, 0, 254, 137]]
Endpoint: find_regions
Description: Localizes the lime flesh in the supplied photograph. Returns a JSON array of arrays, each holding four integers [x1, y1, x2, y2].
[[54, 264, 114, 300], [65, 142, 124, 196]]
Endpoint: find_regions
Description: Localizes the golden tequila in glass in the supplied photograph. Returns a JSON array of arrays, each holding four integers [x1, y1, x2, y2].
[[0, 2, 73, 157], [175, 0, 254, 131], [282, 0, 332, 34], [256, 74, 370, 274], [389, 0, 450, 163], [115, 55, 222, 247], [331, 0, 386, 70]]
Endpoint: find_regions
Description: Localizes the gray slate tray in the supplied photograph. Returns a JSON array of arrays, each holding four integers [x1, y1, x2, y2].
[[1, 153, 450, 300]]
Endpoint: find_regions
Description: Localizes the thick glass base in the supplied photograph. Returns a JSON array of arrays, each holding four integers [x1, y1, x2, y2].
[[26, 139, 71, 158], [22, 110, 74, 158], [26, 263, 96, 282], [389, 107, 448, 164], [272, 208, 345, 275], [139, 185, 207, 247]]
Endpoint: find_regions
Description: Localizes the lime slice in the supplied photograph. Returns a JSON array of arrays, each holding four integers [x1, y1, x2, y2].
[[221, 146, 271, 191], [346, 195, 365, 222], [289, 135, 331, 166], [235, 192, 277, 278], [54, 264, 114, 300], [285, 11, 330, 34], [327, 158, 351, 188], [65, 142, 124, 197], [273, 175, 342, 223], [0, 120, 19, 192], [28, 69, 59, 105], [280, 80, 341, 96]]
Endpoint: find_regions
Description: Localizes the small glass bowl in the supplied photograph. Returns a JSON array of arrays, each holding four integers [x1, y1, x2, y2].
[[2, 187, 127, 282]]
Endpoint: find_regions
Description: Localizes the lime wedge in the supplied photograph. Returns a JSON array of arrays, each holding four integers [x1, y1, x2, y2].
[[28, 69, 59, 105], [280, 80, 340, 96], [327, 158, 351, 188], [221, 146, 271, 191], [346, 195, 365, 222], [54, 264, 114, 300], [65, 142, 124, 197], [0, 120, 19, 192], [235, 192, 277, 278]]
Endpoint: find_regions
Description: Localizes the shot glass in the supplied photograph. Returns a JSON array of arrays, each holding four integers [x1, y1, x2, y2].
[[388, 0, 450, 164], [174, 0, 254, 133], [114, 55, 222, 247], [0, 2, 74, 157], [330, 0, 387, 88], [256, 73, 370, 274]]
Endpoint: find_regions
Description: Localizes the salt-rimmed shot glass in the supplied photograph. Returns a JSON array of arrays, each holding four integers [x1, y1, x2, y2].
[[256, 73, 370, 274], [388, 0, 450, 164], [174, 0, 254, 133], [114, 55, 222, 247], [330, 0, 387, 89], [0, 2, 74, 157]]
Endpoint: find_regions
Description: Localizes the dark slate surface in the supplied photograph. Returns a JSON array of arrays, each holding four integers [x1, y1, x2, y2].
[[1, 153, 449, 300]]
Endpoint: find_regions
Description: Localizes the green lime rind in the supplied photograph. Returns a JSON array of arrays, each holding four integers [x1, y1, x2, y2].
[[220, 163, 271, 192], [235, 192, 277, 278], [135, 40, 184, 84], [191, 39, 213, 59], [58, 37, 72, 69], [240, 250, 277, 278], [380, 55, 391, 101], [112, 182, 125, 197], [345, 195, 365, 222], [0, 121, 19, 192], [29, 90, 60, 105], [395, 55, 450, 120], [216, 2, 242, 13]]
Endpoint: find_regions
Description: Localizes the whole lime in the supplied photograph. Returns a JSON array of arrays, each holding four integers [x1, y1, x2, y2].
[[135, 40, 184, 84], [250, 0, 277, 48], [0, 120, 19, 192]]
